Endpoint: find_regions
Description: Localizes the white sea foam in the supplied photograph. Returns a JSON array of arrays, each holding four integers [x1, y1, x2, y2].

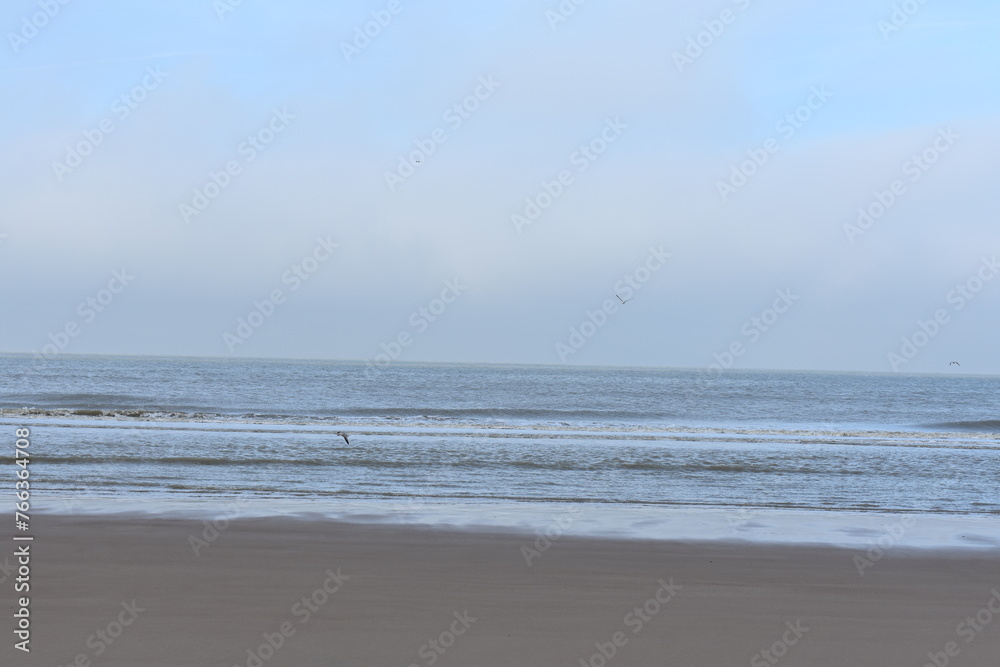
[[33, 497, 1000, 550]]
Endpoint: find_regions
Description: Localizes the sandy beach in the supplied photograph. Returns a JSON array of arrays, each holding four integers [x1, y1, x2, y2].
[[5, 513, 997, 666]]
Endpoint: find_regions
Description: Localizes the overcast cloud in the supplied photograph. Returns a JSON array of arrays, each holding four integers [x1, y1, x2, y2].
[[2, 0, 999, 373]]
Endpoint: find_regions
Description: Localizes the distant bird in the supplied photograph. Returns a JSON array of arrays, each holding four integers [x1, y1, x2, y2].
[[950, 361, 961, 366], [336, 431, 350, 444], [616, 294, 633, 304]]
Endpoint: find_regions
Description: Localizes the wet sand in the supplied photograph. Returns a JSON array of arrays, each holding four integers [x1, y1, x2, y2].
[[7, 513, 999, 666]]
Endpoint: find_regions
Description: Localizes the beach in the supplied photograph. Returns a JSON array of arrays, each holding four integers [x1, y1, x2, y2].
[[10, 513, 999, 666], [6, 0, 1000, 663]]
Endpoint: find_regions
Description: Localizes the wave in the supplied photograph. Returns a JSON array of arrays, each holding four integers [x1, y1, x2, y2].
[[7, 406, 1000, 437], [2, 407, 217, 420], [2, 404, 655, 422], [37, 454, 882, 476], [40, 455, 353, 467], [925, 420, 1000, 433], [6, 408, 1000, 451]]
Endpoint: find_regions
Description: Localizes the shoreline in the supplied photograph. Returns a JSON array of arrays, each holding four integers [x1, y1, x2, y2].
[[7, 513, 1000, 666], [32, 497, 1000, 551]]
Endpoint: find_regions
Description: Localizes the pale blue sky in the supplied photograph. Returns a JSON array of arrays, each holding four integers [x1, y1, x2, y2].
[[3, 0, 999, 373]]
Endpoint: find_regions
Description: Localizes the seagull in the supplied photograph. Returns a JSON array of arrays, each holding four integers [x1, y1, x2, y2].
[[949, 361, 961, 366], [616, 294, 632, 304], [336, 431, 350, 444]]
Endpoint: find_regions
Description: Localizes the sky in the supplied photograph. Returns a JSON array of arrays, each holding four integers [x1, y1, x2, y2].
[[2, 0, 1000, 374]]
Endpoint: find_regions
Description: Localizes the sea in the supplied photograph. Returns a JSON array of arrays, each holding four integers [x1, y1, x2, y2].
[[2, 353, 998, 548]]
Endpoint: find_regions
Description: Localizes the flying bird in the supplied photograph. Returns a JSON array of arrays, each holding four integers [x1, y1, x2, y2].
[[336, 431, 350, 444], [616, 294, 632, 304], [949, 361, 961, 366]]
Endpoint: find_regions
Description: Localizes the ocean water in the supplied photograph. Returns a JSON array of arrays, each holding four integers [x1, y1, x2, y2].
[[2, 354, 998, 545]]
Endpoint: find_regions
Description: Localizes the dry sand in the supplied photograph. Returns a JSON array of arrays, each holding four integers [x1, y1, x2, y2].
[[5, 513, 999, 666]]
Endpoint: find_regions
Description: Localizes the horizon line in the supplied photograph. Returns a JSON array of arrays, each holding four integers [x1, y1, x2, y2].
[[0, 350, 990, 379]]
